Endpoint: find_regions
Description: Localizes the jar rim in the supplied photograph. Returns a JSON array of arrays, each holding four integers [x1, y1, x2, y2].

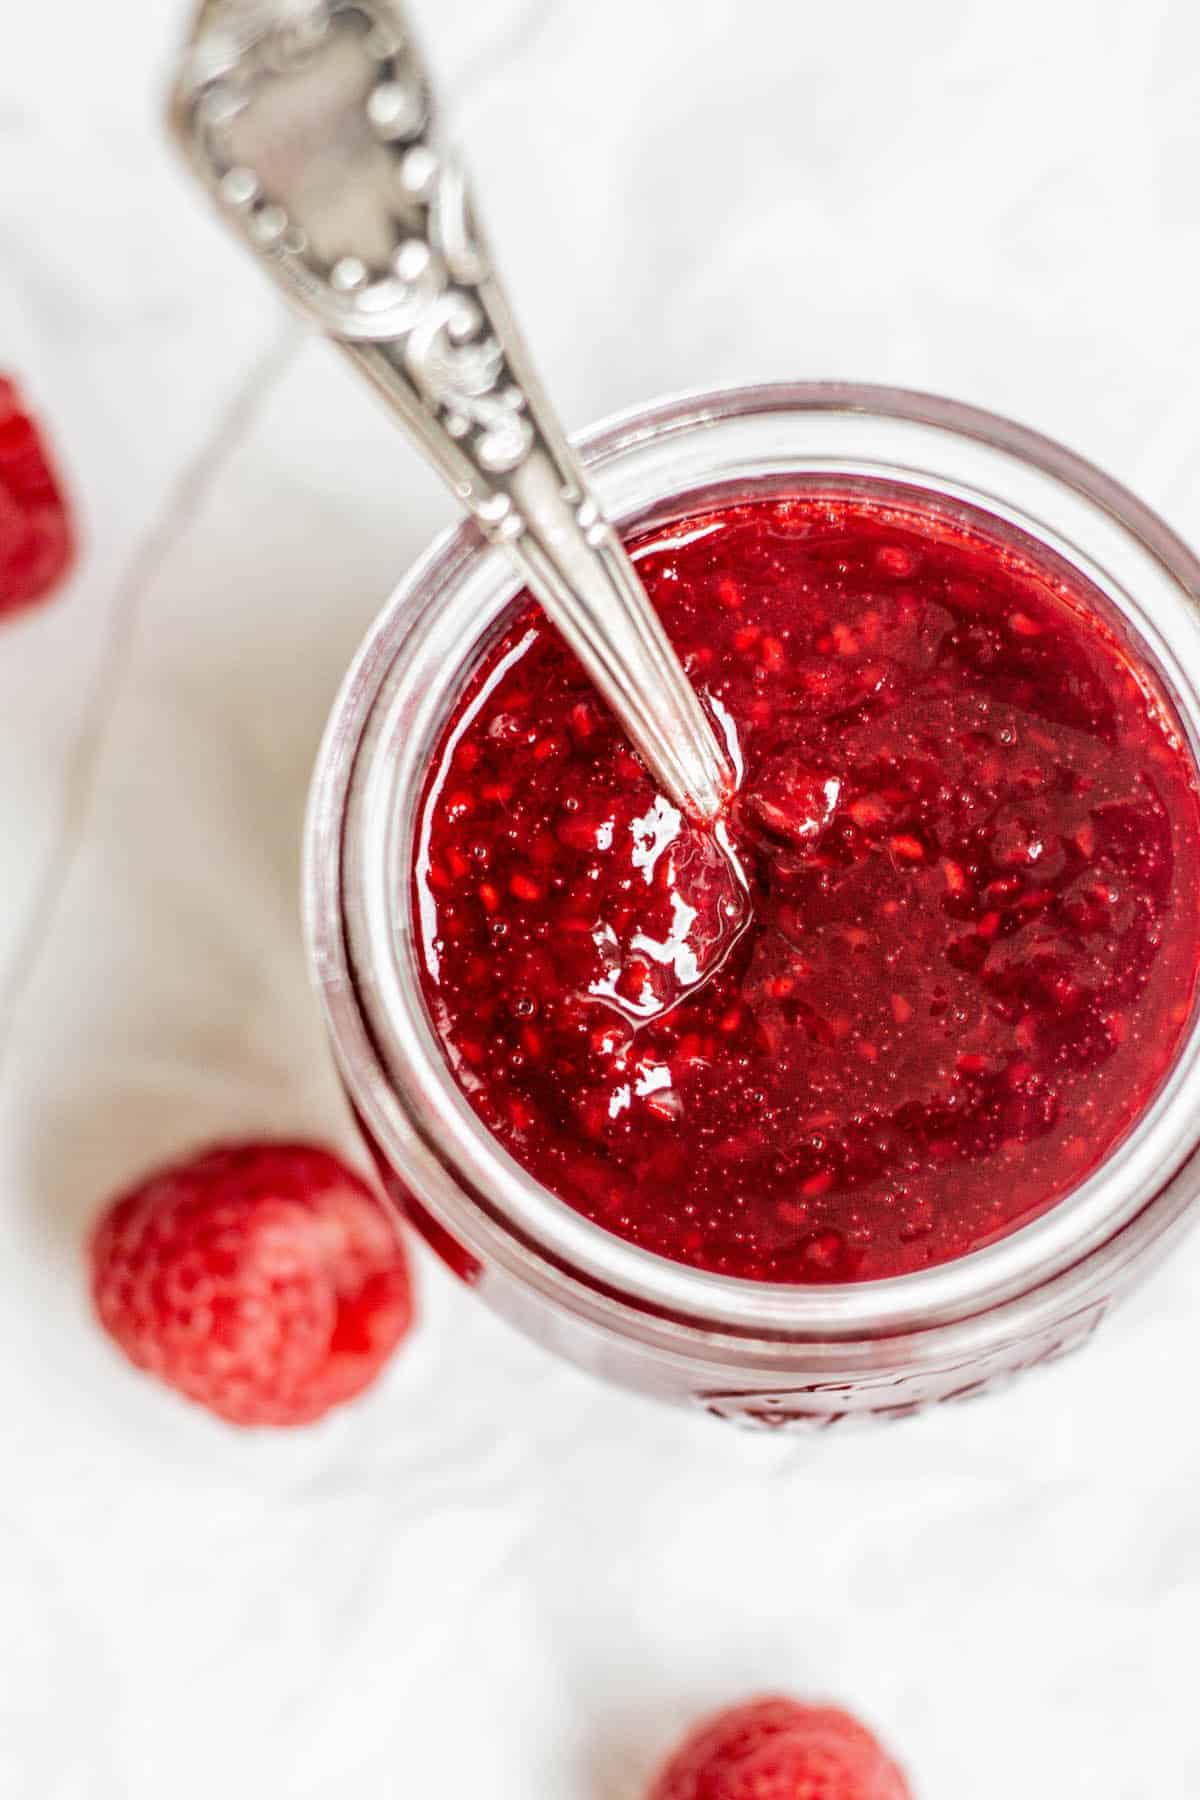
[[305, 381, 1200, 1342]]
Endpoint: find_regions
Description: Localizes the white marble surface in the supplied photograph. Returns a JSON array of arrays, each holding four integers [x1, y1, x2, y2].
[[6, 2, 1200, 1794]]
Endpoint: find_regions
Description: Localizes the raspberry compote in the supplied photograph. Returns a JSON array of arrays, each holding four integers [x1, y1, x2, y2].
[[413, 492, 1200, 1283]]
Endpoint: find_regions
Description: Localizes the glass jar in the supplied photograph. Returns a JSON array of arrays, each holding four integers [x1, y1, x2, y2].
[[304, 383, 1200, 1428]]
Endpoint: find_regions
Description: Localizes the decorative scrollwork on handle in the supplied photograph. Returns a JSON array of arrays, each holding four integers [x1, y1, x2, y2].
[[401, 288, 532, 474], [176, 0, 534, 480]]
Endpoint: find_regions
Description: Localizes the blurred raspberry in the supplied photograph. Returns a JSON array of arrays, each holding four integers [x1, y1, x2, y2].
[[90, 1141, 413, 1427], [0, 376, 74, 616], [648, 1696, 912, 1800]]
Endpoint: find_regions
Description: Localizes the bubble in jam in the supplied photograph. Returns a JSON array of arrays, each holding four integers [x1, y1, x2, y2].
[[412, 492, 1200, 1282]]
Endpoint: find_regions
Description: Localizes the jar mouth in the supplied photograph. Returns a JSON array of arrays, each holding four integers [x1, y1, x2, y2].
[[306, 382, 1200, 1341]]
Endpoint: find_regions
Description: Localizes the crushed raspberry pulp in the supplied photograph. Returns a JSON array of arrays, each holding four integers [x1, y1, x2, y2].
[[414, 491, 1200, 1282]]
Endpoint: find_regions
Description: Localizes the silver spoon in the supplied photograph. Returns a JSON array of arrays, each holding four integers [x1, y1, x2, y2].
[[169, 0, 736, 826]]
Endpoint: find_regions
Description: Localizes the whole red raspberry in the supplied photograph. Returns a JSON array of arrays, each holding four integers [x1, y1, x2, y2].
[[648, 1696, 912, 1800], [90, 1142, 413, 1427], [0, 376, 74, 617]]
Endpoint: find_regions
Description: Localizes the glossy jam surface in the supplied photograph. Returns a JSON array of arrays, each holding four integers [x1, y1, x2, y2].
[[414, 493, 1200, 1282]]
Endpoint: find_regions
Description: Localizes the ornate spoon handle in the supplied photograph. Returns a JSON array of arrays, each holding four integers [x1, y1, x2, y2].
[[169, 0, 735, 823]]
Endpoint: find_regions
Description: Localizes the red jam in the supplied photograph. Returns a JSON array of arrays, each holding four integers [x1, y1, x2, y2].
[[413, 492, 1200, 1282]]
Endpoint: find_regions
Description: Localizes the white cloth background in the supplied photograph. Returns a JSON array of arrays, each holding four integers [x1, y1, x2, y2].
[[5, 2, 1200, 1794]]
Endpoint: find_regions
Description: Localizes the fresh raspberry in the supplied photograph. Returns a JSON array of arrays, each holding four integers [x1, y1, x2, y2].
[[0, 375, 75, 617], [648, 1697, 912, 1800], [90, 1142, 413, 1427]]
